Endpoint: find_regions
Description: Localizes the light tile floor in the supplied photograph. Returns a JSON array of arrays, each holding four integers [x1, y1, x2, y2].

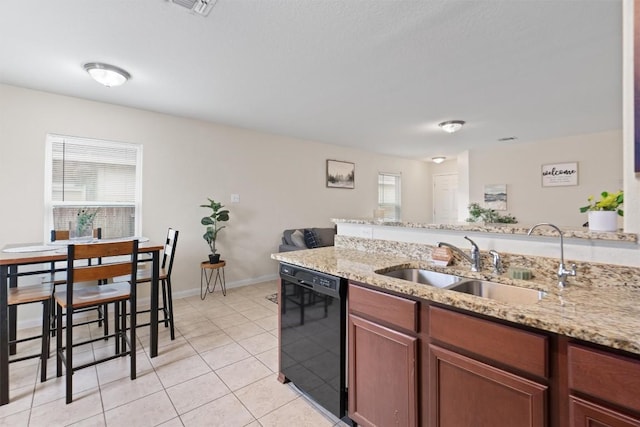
[[3, 280, 349, 426]]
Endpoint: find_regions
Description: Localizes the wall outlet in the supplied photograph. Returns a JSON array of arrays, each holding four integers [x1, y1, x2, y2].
[[231, 194, 240, 203]]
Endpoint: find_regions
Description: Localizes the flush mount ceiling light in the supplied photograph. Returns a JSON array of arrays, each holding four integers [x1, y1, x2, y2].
[[438, 120, 465, 133], [432, 157, 446, 164], [83, 63, 131, 87]]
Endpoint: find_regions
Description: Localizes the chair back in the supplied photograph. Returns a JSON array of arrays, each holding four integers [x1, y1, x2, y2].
[[66, 240, 139, 305], [51, 228, 102, 241], [162, 229, 179, 277]]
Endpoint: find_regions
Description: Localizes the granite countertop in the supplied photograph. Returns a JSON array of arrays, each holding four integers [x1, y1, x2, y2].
[[272, 246, 640, 356], [332, 218, 638, 243]]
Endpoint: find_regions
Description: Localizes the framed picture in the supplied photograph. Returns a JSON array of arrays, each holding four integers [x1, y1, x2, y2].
[[326, 160, 355, 189], [484, 184, 507, 211], [541, 162, 578, 187]]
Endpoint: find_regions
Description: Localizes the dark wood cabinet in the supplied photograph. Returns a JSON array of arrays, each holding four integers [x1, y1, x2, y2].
[[568, 344, 640, 427], [570, 396, 640, 427], [345, 282, 640, 427], [428, 305, 548, 427], [429, 344, 547, 427], [348, 283, 419, 427], [348, 314, 418, 427]]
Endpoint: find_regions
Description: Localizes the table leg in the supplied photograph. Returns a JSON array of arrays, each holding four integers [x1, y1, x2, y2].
[[1, 265, 9, 405], [150, 250, 160, 358], [8, 266, 16, 356]]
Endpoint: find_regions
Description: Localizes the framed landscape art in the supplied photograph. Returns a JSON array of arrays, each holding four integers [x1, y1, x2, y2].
[[326, 160, 355, 189]]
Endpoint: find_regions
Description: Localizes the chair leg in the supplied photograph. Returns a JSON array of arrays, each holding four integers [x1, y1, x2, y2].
[[103, 304, 109, 340], [40, 299, 50, 383], [114, 303, 120, 355], [164, 278, 175, 341], [161, 280, 169, 328], [56, 304, 63, 378], [50, 295, 56, 338], [65, 304, 73, 404], [130, 299, 136, 380], [120, 302, 126, 357]]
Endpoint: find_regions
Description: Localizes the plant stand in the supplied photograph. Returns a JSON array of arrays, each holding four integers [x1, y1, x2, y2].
[[200, 260, 226, 299]]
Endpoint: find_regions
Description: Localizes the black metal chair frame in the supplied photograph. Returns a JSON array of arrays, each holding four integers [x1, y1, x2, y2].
[[135, 228, 178, 340], [50, 228, 109, 337], [55, 240, 138, 404]]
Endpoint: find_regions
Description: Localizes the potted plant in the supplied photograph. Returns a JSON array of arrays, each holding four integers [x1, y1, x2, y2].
[[71, 207, 99, 240], [579, 190, 623, 232], [200, 198, 230, 263], [465, 202, 517, 224]]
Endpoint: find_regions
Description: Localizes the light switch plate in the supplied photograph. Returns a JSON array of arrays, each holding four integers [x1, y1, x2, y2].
[[231, 194, 240, 203]]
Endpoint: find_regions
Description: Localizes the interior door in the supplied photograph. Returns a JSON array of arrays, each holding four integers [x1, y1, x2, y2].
[[433, 174, 458, 224]]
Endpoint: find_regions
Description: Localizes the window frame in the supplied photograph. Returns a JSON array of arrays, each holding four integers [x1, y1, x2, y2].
[[43, 133, 143, 241], [378, 172, 402, 221]]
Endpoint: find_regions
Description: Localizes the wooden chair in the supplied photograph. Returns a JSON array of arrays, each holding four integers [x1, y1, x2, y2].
[[49, 228, 108, 336], [127, 229, 178, 340], [8, 278, 52, 383], [55, 240, 138, 404]]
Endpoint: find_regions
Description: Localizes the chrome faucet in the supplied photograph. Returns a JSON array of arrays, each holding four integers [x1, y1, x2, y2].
[[527, 222, 577, 289], [489, 250, 502, 274], [437, 236, 481, 272]]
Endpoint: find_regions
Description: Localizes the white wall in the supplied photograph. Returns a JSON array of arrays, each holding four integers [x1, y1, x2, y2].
[[0, 84, 431, 298], [623, 0, 640, 234], [467, 130, 623, 227]]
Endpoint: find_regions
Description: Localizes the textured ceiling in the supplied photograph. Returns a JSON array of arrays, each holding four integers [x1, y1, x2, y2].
[[0, 0, 623, 161]]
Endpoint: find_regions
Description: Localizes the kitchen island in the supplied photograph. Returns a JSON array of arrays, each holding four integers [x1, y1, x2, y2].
[[272, 236, 640, 426]]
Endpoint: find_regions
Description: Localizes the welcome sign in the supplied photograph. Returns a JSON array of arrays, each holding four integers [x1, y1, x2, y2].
[[541, 162, 578, 187]]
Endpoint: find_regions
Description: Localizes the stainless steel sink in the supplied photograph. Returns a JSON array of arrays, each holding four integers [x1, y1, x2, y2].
[[445, 280, 547, 305], [378, 268, 464, 288]]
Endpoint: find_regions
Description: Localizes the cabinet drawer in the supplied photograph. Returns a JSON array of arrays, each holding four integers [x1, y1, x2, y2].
[[348, 283, 418, 332], [429, 306, 548, 378], [570, 396, 640, 427], [568, 343, 640, 413]]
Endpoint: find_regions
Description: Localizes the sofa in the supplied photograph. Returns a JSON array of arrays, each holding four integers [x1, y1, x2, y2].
[[279, 226, 336, 252]]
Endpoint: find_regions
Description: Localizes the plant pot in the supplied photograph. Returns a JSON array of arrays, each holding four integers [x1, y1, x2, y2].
[[69, 221, 94, 241], [588, 211, 618, 232], [208, 253, 221, 264]]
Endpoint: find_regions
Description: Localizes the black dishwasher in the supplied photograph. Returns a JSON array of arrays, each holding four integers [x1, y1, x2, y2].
[[279, 263, 348, 421]]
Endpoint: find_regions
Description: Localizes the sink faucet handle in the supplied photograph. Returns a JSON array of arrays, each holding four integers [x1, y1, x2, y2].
[[463, 236, 481, 272], [464, 236, 479, 251], [565, 263, 577, 276], [489, 250, 502, 274]]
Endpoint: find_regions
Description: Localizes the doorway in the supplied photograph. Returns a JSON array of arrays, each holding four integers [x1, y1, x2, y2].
[[433, 174, 458, 224]]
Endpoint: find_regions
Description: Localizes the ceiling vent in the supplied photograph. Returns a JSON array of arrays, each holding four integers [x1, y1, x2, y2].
[[170, 0, 216, 16]]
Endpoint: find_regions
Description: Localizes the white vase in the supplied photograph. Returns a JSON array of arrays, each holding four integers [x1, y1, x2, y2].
[[588, 211, 618, 232]]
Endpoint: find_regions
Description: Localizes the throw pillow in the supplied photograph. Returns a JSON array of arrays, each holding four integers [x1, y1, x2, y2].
[[303, 229, 320, 248], [313, 227, 336, 247], [290, 229, 306, 248]]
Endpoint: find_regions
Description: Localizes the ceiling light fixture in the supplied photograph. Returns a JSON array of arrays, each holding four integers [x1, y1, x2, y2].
[[432, 156, 446, 164], [83, 63, 131, 87], [438, 120, 465, 133]]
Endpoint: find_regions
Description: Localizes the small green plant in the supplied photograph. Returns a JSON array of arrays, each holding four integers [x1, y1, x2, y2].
[[200, 198, 230, 255], [466, 202, 517, 224], [579, 190, 624, 216], [76, 208, 99, 235]]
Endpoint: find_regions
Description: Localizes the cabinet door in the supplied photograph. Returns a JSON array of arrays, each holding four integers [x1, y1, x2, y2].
[[570, 396, 640, 427], [348, 313, 418, 427], [429, 344, 547, 427]]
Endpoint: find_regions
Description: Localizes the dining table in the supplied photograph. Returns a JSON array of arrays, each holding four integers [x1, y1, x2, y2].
[[0, 238, 163, 406]]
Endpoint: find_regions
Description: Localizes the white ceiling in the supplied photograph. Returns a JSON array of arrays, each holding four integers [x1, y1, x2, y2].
[[0, 0, 623, 161]]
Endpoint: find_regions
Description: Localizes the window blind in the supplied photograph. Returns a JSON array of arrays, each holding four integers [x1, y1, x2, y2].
[[46, 135, 142, 239]]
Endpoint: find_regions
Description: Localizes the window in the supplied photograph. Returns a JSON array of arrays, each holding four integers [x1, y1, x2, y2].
[[378, 172, 401, 221], [44, 134, 142, 240]]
